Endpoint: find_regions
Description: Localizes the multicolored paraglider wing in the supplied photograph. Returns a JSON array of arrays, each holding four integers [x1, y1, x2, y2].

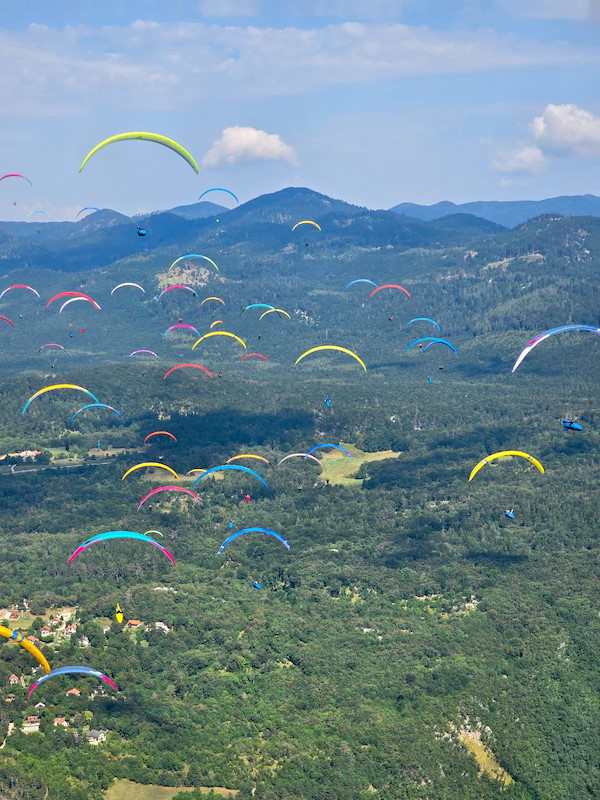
[[0, 626, 51, 674], [27, 666, 117, 699], [511, 325, 600, 372]]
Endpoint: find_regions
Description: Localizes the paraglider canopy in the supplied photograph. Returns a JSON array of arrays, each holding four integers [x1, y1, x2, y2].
[[504, 509, 515, 520], [562, 419, 583, 431]]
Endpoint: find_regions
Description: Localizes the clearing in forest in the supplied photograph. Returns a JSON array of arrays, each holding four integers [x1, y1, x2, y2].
[[105, 778, 237, 800], [318, 443, 400, 486]]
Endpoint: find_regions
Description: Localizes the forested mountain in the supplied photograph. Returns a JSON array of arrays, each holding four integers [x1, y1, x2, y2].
[[0, 195, 597, 800], [389, 193, 600, 227]]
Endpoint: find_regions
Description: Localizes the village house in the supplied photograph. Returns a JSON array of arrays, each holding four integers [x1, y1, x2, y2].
[[26, 635, 40, 644], [126, 619, 143, 629], [5, 693, 15, 703], [22, 715, 40, 733], [87, 729, 106, 745], [148, 621, 171, 634], [7, 611, 19, 621], [34, 702, 46, 711], [64, 624, 77, 637], [53, 716, 69, 727], [65, 688, 81, 697], [78, 635, 90, 647], [49, 617, 62, 627], [8, 674, 19, 686], [40, 625, 52, 638]]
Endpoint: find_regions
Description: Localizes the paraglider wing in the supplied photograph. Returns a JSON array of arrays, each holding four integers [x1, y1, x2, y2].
[[406, 317, 441, 331], [423, 339, 457, 355], [168, 254, 219, 272], [59, 296, 101, 314], [0, 284, 40, 300], [0, 315, 15, 327], [241, 303, 275, 313], [198, 188, 240, 204], [0, 173, 32, 186], [68, 531, 175, 565], [27, 666, 117, 699], [79, 132, 199, 174], [344, 279, 378, 290], [76, 207, 101, 218], [217, 527, 290, 555], [129, 349, 159, 358], [38, 343, 66, 352], [163, 324, 201, 337], [259, 308, 291, 320], [46, 292, 101, 310], [111, 282, 145, 295], [226, 454, 271, 466], [138, 485, 203, 509], [192, 464, 269, 488], [292, 220, 321, 232], [305, 444, 351, 457], [70, 403, 121, 424], [468, 450, 545, 481], [404, 337, 440, 353], [240, 353, 270, 363], [511, 324, 600, 372], [200, 296, 226, 307], [22, 384, 99, 415], [162, 363, 213, 380], [0, 626, 51, 674], [369, 284, 411, 299], [157, 285, 197, 301], [294, 346, 367, 371], [210, 320, 223, 329], [192, 332, 247, 350], [121, 462, 179, 480], [144, 431, 178, 443], [277, 453, 321, 467]]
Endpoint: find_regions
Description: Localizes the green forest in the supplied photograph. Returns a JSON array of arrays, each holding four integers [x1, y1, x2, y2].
[[0, 197, 598, 800]]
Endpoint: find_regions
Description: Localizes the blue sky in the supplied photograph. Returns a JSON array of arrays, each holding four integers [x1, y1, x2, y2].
[[0, 0, 598, 220]]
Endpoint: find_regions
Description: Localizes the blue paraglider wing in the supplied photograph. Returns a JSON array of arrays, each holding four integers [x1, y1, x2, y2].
[[192, 464, 269, 488], [217, 527, 290, 555]]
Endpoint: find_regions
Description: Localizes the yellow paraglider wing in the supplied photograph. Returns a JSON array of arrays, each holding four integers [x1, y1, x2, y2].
[[259, 308, 291, 320], [192, 332, 247, 349], [79, 132, 199, 174], [22, 384, 99, 414], [468, 450, 545, 481], [121, 462, 180, 480], [200, 296, 226, 307], [0, 626, 51, 674], [292, 220, 322, 231], [226, 454, 271, 466], [294, 346, 367, 372]]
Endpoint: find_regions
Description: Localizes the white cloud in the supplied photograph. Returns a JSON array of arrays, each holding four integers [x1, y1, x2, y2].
[[0, 20, 596, 115], [530, 103, 600, 156], [492, 144, 545, 173], [203, 126, 297, 167]]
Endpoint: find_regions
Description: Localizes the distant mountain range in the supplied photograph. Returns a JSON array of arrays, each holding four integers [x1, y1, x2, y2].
[[389, 194, 600, 227]]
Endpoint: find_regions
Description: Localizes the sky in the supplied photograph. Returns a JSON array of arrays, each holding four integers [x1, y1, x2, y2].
[[0, 0, 598, 220]]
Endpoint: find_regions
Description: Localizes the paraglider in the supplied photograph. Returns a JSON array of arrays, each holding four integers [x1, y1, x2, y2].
[[306, 444, 351, 457], [295, 346, 367, 372], [27, 666, 118, 699], [192, 332, 247, 350], [241, 303, 275, 314], [168, 254, 219, 272], [138, 486, 203, 509], [0, 315, 15, 327], [406, 317, 441, 331], [200, 296, 226, 307], [59, 296, 101, 314], [0, 627, 51, 674], [76, 206, 100, 218], [130, 349, 159, 358], [144, 431, 178, 444], [344, 279, 378, 291], [423, 339, 458, 355], [240, 353, 270, 363], [277, 453, 321, 467], [0, 284, 40, 300], [122, 462, 179, 480], [512, 324, 600, 372], [369, 284, 411, 300], [22, 384, 100, 415], [404, 337, 446, 354], [0, 173, 32, 186], [252, 581, 263, 589], [79, 132, 199, 174], [199, 188, 240, 204], [562, 419, 583, 431], [192, 464, 269, 489], [115, 604, 124, 624], [157, 285, 197, 301], [427, 376, 433, 384], [226, 454, 271, 467], [217, 527, 290, 555], [259, 308, 291, 320], [137, 226, 147, 237], [324, 396, 332, 408], [504, 509, 515, 520], [162, 363, 213, 380], [39, 343, 66, 353], [69, 403, 121, 424], [68, 531, 175, 565], [292, 220, 321, 232], [244, 493, 251, 503], [163, 324, 201, 338], [468, 451, 545, 481], [46, 292, 101, 311], [111, 282, 145, 295]]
